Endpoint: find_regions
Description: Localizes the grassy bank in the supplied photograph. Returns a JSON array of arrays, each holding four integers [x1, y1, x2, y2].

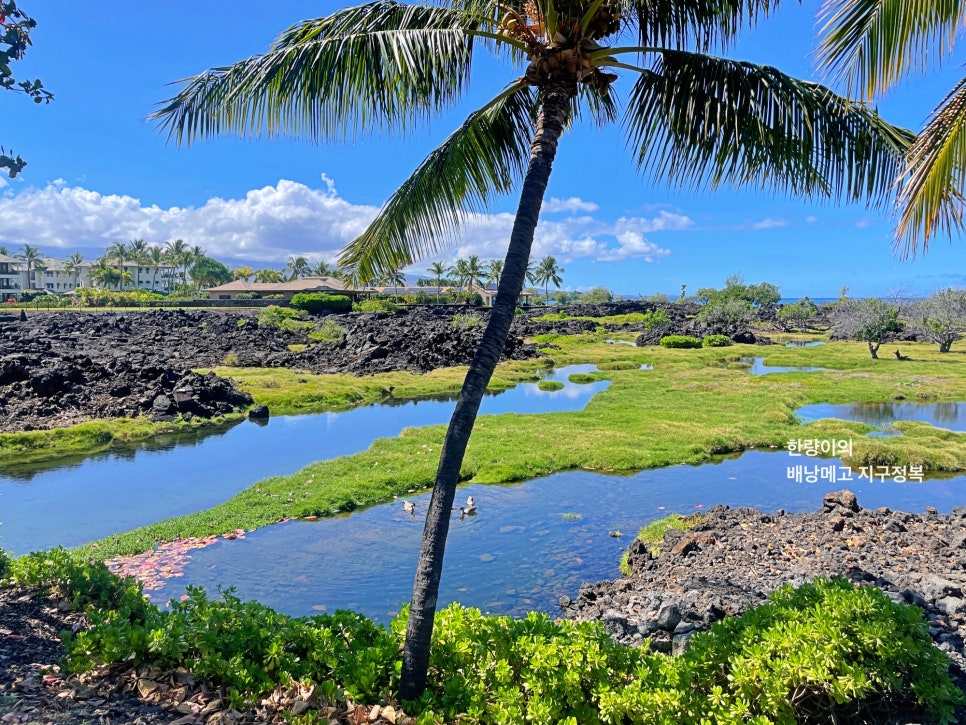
[[74, 337, 966, 559]]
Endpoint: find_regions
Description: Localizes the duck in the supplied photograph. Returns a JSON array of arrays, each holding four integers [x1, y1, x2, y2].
[[459, 496, 478, 517], [402, 500, 416, 516]]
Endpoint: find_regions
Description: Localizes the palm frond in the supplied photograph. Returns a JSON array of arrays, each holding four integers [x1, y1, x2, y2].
[[817, 0, 966, 99], [573, 82, 621, 127], [628, 0, 783, 52], [151, 1, 494, 145], [625, 50, 914, 205], [896, 75, 966, 255], [339, 85, 537, 282]]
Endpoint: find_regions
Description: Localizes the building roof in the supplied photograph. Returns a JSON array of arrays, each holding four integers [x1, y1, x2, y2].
[[205, 276, 348, 293]]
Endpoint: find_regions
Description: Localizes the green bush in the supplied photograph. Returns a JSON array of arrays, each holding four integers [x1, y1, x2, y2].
[[641, 309, 671, 330], [452, 313, 482, 329], [537, 380, 564, 391], [568, 372, 601, 384], [702, 334, 733, 347], [257, 305, 311, 331], [660, 335, 702, 349], [0, 548, 10, 580], [290, 292, 352, 313], [354, 299, 399, 314], [308, 319, 346, 344], [10, 550, 959, 725]]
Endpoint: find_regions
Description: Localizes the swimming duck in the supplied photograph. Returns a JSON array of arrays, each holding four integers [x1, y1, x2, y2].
[[459, 496, 478, 517], [403, 500, 416, 516]]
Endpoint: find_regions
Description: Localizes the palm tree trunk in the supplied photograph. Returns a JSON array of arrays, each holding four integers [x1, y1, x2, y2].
[[398, 77, 574, 701]]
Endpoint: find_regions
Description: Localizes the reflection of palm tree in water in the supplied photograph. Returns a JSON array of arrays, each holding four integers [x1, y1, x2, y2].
[[933, 402, 960, 426], [849, 401, 963, 427], [849, 402, 896, 425]]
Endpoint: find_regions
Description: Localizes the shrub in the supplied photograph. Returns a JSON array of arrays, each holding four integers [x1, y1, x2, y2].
[[0, 548, 10, 579], [354, 299, 399, 314], [308, 319, 346, 344], [660, 335, 702, 349], [290, 292, 352, 314], [222, 352, 240, 366], [568, 372, 600, 384], [257, 305, 311, 331], [641, 309, 671, 330], [451, 313, 481, 329], [537, 380, 564, 391], [702, 334, 733, 347]]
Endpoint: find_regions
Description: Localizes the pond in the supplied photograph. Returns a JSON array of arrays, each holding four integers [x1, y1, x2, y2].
[[0, 366, 610, 555], [146, 450, 965, 624], [743, 358, 828, 375], [795, 401, 966, 434], [785, 341, 826, 347]]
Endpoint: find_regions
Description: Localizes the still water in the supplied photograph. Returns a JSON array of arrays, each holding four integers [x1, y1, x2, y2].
[[0, 366, 610, 554], [796, 401, 966, 433], [150, 450, 964, 624]]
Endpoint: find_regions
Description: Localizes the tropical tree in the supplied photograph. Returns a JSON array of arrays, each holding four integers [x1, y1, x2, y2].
[[818, 1, 966, 255], [534, 255, 563, 304], [311, 260, 339, 278], [0, 245, 8, 255], [484, 258, 503, 288], [908, 287, 966, 352], [255, 268, 284, 283], [427, 260, 448, 302], [462, 254, 484, 290], [164, 239, 194, 286], [381, 265, 407, 297], [152, 0, 912, 699], [190, 256, 233, 288], [16, 243, 41, 290], [105, 241, 128, 290], [63, 252, 83, 290], [89, 258, 119, 289], [830, 297, 902, 358], [147, 245, 166, 291], [286, 255, 310, 280], [233, 265, 255, 282], [449, 258, 470, 293]]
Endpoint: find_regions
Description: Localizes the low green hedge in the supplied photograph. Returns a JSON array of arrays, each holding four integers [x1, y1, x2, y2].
[[702, 334, 733, 347], [290, 293, 352, 313], [660, 335, 702, 349]]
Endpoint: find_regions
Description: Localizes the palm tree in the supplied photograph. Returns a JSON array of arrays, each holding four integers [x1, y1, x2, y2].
[[255, 268, 283, 283], [147, 245, 165, 291], [16, 244, 42, 290], [89, 258, 119, 290], [818, 1, 966, 255], [311, 260, 338, 278], [463, 254, 484, 291], [164, 239, 192, 287], [449, 258, 470, 294], [0, 245, 9, 256], [286, 255, 310, 280], [64, 252, 84, 290], [105, 241, 128, 290], [427, 260, 448, 303], [382, 265, 407, 298], [484, 259, 503, 289], [151, 0, 911, 699], [233, 265, 255, 282], [126, 238, 150, 288], [534, 255, 563, 305]]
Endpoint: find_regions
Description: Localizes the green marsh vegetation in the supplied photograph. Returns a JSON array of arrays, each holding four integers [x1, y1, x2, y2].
[[74, 336, 966, 559]]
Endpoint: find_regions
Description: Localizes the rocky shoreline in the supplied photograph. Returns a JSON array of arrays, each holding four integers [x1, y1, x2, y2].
[[562, 491, 966, 702]]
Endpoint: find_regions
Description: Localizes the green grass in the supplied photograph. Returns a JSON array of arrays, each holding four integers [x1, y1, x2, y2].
[[73, 338, 966, 559], [537, 380, 564, 391]]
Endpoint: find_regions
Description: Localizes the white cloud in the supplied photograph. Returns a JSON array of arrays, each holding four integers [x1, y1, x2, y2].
[[541, 196, 599, 213], [0, 179, 684, 266], [751, 217, 788, 230]]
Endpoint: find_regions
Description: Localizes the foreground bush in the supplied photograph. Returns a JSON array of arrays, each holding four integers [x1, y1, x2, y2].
[[290, 292, 352, 313], [354, 299, 399, 314], [4, 549, 962, 723], [660, 335, 702, 349], [257, 305, 311, 331], [702, 334, 733, 347]]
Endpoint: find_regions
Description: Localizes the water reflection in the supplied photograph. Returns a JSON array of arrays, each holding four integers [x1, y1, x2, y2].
[[796, 401, 966, 431], [0, 366, 609, 554], [743, 358, 827, 375], [784, 341, 826, 348], [151, 450, 964, 624]]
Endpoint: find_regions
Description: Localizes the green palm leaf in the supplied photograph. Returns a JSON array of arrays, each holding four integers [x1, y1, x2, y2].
[[896, 74, 966, 254], [630, 0, 783, 51], [151, 0, 490, 145], [817, 0, 966, 99], [339, 85, 536, 282], [624, 49, 914, 205]]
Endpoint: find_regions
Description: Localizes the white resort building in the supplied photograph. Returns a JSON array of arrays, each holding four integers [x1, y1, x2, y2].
[[0, 254, 178, 298]]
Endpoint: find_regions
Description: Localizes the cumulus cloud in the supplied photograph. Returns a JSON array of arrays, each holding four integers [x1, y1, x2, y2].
[[0, 179, 686, 266], [541, 196, 599, 213], [751, 217, 788, 230]]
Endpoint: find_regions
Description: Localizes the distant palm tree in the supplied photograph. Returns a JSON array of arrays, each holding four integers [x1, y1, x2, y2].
[[449, 258, 470, 294], [16, 244, 42, 290], [382, 266, 407, 298], [484, 259, 503, 289], [534, 255, 564, 305], [0, 245, 9, 256], [427, 261, 448, 303], [286, 255, 310, 280], [64, 252, 84, 290], [146, 246, 165, 291], [234, 265, 255, 282], [105, 241, 128, 290], [312, 260, 338, 278], [463, 255, 484, 291], [90, 258, 119, 289], [255, 268, 284, 283], [164, 239, 192, 287]]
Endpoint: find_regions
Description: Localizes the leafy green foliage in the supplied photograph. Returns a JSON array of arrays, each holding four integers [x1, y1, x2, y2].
[[451, 313, 481, 329], [74, 287, 165, 307], [660, 335, 702, 349], [257, 305, 311, 331], [696, 298, 754, 333], [290, 293, 353, 313], [777, 296, 818, 332], [308, 319, 346, 344], [908, 288, 966, 353], [6, 551, 961, 723], [579, 286, 614, 304], [831, 298, 902, 357], [702, 334, 733, 347], [0, 548, 10, 579], [641, 309, 672, 329], [354, 299, 400, 314], [189, 256, 233, 288]]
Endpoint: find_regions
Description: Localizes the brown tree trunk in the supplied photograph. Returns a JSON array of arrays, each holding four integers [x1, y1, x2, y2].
[[398, 77, 575, 702]]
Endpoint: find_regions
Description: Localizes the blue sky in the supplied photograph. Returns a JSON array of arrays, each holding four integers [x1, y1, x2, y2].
[[1, 0, 964, 297]]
